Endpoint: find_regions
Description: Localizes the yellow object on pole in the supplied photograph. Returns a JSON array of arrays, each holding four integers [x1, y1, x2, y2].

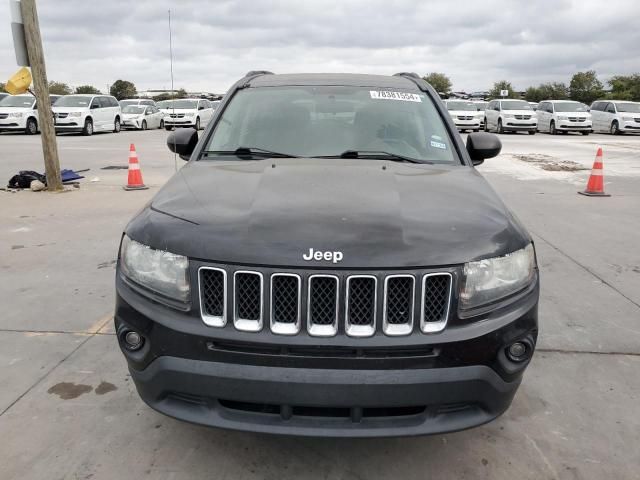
[[5, 66, 32, 95]]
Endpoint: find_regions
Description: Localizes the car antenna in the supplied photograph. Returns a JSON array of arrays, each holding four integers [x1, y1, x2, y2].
[[168, 8, 177, 172]]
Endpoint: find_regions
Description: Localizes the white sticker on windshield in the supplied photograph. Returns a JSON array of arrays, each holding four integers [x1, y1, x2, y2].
[[430, 139, 447, 150], [370, 91, 422, 102]]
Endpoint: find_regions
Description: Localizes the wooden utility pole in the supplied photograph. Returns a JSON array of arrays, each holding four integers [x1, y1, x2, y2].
[[20, 0, 62, 191]]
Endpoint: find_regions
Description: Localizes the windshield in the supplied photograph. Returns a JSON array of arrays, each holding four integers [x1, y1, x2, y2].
[[0, 95, 35, 108], [502, 100, 531, 111], [167, 100, 197, 109], [123, 106, 145, 114], [204, 86, 457, 164], [120, 100, 139, 107], [617, 102, 640, 113], [446, 101, 477, 111], [54, 96, 92, 107], [554, 102, 589, 113], [473, 102, 488, 111], [156, 101, 169, 109]]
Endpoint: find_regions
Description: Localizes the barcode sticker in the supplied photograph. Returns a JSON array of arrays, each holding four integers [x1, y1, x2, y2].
[[370, 91, 422, 102]]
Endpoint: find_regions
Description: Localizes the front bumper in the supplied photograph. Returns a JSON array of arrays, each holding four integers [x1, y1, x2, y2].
[[556, 121, 592, 132], [621, 121, 640, 132], [164, 119, 196, 127], [503, 120, 537, 131], [454, 121, 480, 130], [116, 271, 538, 437]]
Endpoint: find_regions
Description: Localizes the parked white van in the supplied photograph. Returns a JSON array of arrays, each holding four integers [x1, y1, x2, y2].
[[0, 94, 60, 134], [484, 99, 537, 134], [590, 100, 640, 135], [536, 100, 592, 135], [444, 100, 481, 132], [53, 94, 122, 135], [163, 98, 214, 131], [120, 98, 156, 108]]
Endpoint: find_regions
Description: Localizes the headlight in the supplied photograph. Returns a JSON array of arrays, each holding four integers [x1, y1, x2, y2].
[[557, 115, 568, 120], [504, 114, 514, 118], [622, 116, 634, 121], [9, 112, 24, 118], [68, 112, 82, 117], [461, 244, 536, 309], [119, 235, 190, 302]]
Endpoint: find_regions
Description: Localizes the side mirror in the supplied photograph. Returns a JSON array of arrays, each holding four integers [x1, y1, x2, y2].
[[466, 132, 502, 166], [198, 105, 205, 110], [167, 128, 198, 161], [90, 104, 99, 109]]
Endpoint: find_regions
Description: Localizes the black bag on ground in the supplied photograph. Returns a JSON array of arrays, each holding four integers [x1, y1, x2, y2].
[[7, 170, 47, 189]]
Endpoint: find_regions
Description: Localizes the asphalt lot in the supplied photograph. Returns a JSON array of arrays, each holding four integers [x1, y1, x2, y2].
[[1, 129, 639, 479]]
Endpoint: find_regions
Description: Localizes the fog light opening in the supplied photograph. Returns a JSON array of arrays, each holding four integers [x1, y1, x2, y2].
[[506, 341, 529, 362], [123, 330, 144, 351]]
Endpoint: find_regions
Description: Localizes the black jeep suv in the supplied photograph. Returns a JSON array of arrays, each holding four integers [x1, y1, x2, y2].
[[115, 71, 539, 437]]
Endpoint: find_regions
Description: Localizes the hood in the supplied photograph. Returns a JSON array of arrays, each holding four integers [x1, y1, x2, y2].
[[162, 108, 196, 114], [448, 110, 478, 116], [126, 158, 530, 268], [0, 107, 33, 114], [52, 106, 89, 113], [122, 113, 143, 119], [503, 110, 535, 116]]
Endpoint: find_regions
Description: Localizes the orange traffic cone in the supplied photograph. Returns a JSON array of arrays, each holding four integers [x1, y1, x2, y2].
[[123, 144, 148, 191], [578, 147, 610, 197]]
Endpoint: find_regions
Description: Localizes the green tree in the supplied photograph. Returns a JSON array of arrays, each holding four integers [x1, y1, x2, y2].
[[75, 84, 101, 95], [175, 88, 188, 98], [608, 74, 640, 101], [569, 71, 604, 104], [489, 80, 519, 99], [109, 79, 137, 100], [48, 81, 72, 95], [0, 82, 6, 93], [422, 72, 452, 95], [524, 82, 569, 102]]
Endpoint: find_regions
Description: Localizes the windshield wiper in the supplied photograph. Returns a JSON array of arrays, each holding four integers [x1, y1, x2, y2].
[[202, 147, 299, 159], [316, 150, 430, 164]]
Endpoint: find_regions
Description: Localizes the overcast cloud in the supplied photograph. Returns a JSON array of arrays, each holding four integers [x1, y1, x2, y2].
[[1, 0, 639, 94]]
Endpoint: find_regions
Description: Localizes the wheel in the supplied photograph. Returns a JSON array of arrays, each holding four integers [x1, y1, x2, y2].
[[195, 117, 201, 131], [550, 120, 557, 135], [165, 126, 173, 131], [82, 118, 94, 136], [497, 119, 504, 134], [473, 129, 480, 132], [483, 119, 489, 132], [159, 119, 164, 129], [25, 117, 38, 135], [141, 120, 147, 130], [528, 130, 536, 135], [113, 117, 121, 133], [610, 121, 621, 135], [581, 131, 590, 136]]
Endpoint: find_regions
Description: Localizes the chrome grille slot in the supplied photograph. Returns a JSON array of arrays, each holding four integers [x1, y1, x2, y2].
[[233, 271, 263, 332], [345, 276, 377, 337], [421, 273, 452, 333], [270, 274, 301, 335], [307, 275, 339, 337], [199, 267, 227, 327], [383, 275, 415, 336]]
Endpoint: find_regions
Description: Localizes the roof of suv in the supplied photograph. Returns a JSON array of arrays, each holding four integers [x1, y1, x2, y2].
[[247, 73, 421, 90]]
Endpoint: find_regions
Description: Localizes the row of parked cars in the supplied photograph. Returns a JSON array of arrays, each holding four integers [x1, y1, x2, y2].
[[444, 98, 640, 135], [0, 94, 220, 135]]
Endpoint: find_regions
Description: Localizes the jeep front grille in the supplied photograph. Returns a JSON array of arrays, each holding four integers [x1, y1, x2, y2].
[[199, 268, 453, 337]]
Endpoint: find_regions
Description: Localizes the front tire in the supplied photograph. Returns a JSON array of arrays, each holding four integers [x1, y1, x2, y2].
[[159, 119, 164, 129], [528, 130, 536, 135], [113, 117, 121, 133], [550, 120, 557, 135], [484, 119, 489, 132], [165, 126, 173, 131], [610, 121, 621, 135], [195, 117, 201, 131], [497, 119, 504, 134], [82, 118, 94, 136], [141, 120, 147, 131], [473, 128, 480, 132], [581, 131, 590, 136], [25, 117, 38, 135]]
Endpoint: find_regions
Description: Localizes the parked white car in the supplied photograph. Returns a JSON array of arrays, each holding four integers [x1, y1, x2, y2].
[[444, 100, 481, 132], [119, 98, 156, 108], [590, 100, 640, 135], [53, 94, 121, 136], [470, 101, 488, 129], [485, 99, 537, 134], [163, 98, 214, 130], [536, 100, 591, 135], [0, 94, 60, 134], [121, 104, 165, 130]]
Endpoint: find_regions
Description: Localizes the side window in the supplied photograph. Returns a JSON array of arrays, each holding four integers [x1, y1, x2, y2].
[[90, 97, 102, 109], [145, 107, 152, 115], [198, 100, 205, 110], [495, 102, 501, 111], [111, 97, 119, 107], [488, 101, 495, 110], [547, 103, 554, 113], [605, 103, 616, 114]]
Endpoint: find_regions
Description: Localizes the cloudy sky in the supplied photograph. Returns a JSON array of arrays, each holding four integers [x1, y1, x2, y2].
[[1, 0, 639, 94]]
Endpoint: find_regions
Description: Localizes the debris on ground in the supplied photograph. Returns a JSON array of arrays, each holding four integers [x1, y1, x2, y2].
[[512, 154, 590, 172], [30, 180, 46, 191], [101, 165, 129, 170]]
